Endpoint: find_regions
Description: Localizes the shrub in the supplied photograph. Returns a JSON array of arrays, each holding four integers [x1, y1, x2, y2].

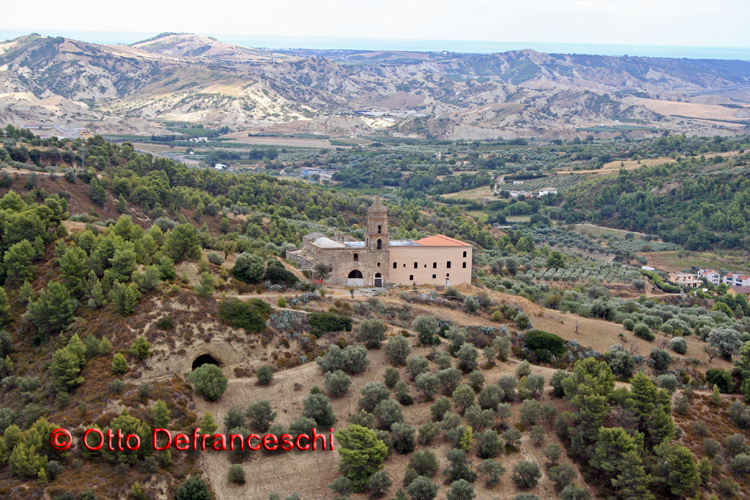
[[406, 476, 438, 500], [559, 484, 591, 500], [128, 336, 151, 360], [264, 265, 299, 286], [309, 312, 352, 338], [367, 470, 393, 495], [656, 374, 678, 394], [525, 330, 565, 362], [156, 315, 175, 330], [515, 312, 531, 330], [111, 353, 128, 374], [384, 367, 400, 388], [207, 252, 224, 265], [391, 422, 417, 454], [256, 365, 274, 385], [303, 393, 336, 427], [548, 463, 576, 490], [511, 460, 542, 489], [384, 335, 411, 366], [219, 298, 273, 333], [227, 464, 246, 484], [316, 344, 369, 374], [188, 364, 228, 401], [623, 318, 635, 331], [650, 349, 671, 372], [325, 370, 352, 397], [412, 315, 440, 346], [670, 337, 687, 354], [633, 322, 654, 341], [232, 252, 266, 283], [175, 476, 212, 500], [357, 319, 387, 349], [456, 343, 479, 373], [478, 459, 505, 486]]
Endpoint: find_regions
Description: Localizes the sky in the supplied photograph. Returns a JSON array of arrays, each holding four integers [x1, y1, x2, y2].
[[1, 0, 749, 50]]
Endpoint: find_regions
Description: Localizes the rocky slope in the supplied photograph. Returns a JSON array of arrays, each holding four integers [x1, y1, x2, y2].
[[1, 33, 749, 138]]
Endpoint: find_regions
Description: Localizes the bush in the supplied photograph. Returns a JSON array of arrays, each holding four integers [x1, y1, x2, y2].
[[256, 365, 274, 385], [391, 422, 417, 454], [232, 252, 266, 283], [633, 322, 654, 341], [384, 335, 411, 366], [559, 484, 591, 500], [325, 370, 352, 397], [227, 464, 246, 484], [670, 337, 687, 354], [525, 330, 566, 362], [412, 315, 440, 346], [656, 374, 678, 394], [309, 312, 352, 338], [317, 344, 369, 374], [357, 319, 387, 349], [623, 318, 635, 331], [156, 315, 175, 330], [384, 367, 400, 388], [219, 298, 273, 333], [515, 312, 531, 330], [188, 364, 228, 401], [128, 336, 151, 360], [111, 353, 129, 374], [650, 349, 671, 372], [175, 476, 212, 500], [511, 460, 542, 489], [207, 252, 225, 265], [548, 463, 576, 490], [264, 265, 299, 286]]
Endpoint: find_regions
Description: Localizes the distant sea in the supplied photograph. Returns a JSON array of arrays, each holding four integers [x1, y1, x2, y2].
[[1, 28, 749, 60]]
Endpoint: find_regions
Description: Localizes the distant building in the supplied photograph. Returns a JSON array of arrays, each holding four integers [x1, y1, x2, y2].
[[669, 273, 701, 288], [509, 190, 533, 198], [214, 163, 227, 170], [641, 266, 655, 271], [289, 197, 473, 288], [724, 273, 739, 285], [729, 286, 750, 298], [538, 187, 558, 196], [512, 180, 525, 185], [303, 169, 331, 179], [697, 269, 721, 285]]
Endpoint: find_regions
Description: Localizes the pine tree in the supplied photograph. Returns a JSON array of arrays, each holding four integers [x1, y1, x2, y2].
[[88, 179, 107, 206], [112, 353, 129, 374], [50, 346, 85, 391], [195, 272, 215, 296], [116, 194, 127, 214], [109, 282, 140, 315], [58, 245, 89, 296], [610, 452, 653, 500], [151, 400, 170, 428], [199, 411, 219, 434], [4, 240, 36, 284], [0, 286, 10, 326], [108, 241, 137, 282], [711, 384, 722, 405], [24, 282, 76, 336]]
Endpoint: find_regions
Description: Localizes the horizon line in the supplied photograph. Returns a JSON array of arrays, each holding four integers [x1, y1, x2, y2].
[[1, 28, 750, 60]]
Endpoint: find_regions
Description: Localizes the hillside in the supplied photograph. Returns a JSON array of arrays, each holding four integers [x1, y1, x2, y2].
[[1, 33, 749, 139], [0, 127, 749, 500]]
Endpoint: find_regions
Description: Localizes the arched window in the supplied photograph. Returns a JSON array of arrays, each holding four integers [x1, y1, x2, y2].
[[377, 239, 382, 250], [377, 225, 382, 234], [348, 270, 363, 279]]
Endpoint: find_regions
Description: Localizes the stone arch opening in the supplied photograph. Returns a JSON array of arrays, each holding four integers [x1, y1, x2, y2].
[[192, 354, 221, 371], [348, 270, 363, 279]]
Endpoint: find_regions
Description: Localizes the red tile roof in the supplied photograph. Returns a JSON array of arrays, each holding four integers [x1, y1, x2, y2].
[[415, 234, 472, 247]]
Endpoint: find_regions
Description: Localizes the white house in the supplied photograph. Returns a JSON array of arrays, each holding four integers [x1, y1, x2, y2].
[[538, 187, 558, 196], [724, 273, 739, 285], [698, 269, 721, 285], [641, 266, 655, 271], [509, 190, 533, 198], [214, 163, 227, 170]]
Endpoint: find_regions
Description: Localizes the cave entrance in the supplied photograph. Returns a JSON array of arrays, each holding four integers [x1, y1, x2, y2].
[[192, 354, 221, 370]]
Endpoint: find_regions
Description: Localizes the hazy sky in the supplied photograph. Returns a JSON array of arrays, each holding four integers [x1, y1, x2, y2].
[[2, 0, 749, 48]]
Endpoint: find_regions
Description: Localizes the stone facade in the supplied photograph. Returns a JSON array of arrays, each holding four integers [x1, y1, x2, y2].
[[289, 197, 473, 287]]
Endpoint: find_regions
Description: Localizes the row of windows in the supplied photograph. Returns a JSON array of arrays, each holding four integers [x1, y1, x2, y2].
[[409, 273, 450, 281], [394, 261, 466, 269]]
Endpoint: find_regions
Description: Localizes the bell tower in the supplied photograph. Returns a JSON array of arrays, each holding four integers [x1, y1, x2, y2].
[[366, 196, 389, 251]]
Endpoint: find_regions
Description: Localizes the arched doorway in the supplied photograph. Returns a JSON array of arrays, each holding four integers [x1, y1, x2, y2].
[[374, 273, 383, 288], [377, 239, 382, 250], [347, 269, 364, 287], [192, 354, 221, 371]]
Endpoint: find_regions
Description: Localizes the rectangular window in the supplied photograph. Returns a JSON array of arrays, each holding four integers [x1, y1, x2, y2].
[[463, 251, 467, 258], [409, 275, 414, 281], [432, 274, 436, 279], [463, 262, 467, 268], [447, 261, 451, 269], [393, 262, 397, 269], [433, 262, 437, 269], [414, 262, 418, 269], [353, 253, 358, 262]]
